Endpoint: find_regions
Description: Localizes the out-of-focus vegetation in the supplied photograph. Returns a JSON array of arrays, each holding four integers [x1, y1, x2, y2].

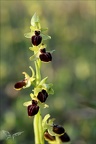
[[0, 1, 96, 144]]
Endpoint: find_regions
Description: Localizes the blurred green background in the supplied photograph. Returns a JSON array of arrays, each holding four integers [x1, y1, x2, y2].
[[0, 0, 96, 144]]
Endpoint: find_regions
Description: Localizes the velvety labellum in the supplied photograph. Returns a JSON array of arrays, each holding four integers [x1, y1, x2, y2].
[[14, 80, 26, 90], [27, 100, 39, 116], [59, 132, 70, 142], [37, 89, 48, 102], [53, 124, 65, 135], [31, 31, 42, 46], [44, 131, 55, 141]]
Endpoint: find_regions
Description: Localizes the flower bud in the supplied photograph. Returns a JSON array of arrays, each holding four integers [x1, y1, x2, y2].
[[44, 131, 55, 141], [27, 100, 39, 116], [59, 132, 70, 142], [14, 80, 27, 90], [37, 89, 48, 103], [53, 124, 65, 135], [31, 31, 42, 46]]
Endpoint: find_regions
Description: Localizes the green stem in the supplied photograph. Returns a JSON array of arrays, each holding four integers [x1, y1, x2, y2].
[[33, 58, 44, 144], [35, 59, 41, 85], [38, 110, 44, 144], [33, 112, 40, 144]]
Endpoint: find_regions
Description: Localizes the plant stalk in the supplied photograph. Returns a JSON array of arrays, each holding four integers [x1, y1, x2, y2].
[[33, 58, 44, 144]]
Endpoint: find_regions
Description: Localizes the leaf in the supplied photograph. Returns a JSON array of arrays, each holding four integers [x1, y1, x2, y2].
[[12, 131, 24, 139], [1, 130, 11, 139]]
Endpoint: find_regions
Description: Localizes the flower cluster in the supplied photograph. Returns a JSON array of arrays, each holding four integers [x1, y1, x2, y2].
[[42, 114, 70, 143], [14, 13, 70, 144]]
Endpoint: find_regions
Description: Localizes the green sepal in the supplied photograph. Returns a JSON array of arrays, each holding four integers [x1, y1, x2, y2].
[[24, 32, 33, 38], [39, 77, 48, 85], [43, 83, 54, 95], [23, 101, 32, 107], [42, 114, 50, 132], [33, 77, 54, 96], [31, 13, 40, 26], [41, 33, 51, 40], [38, 102, 49, 109], [31, 13, 41, 29], [33, 87, 42, 96], [41, 27, 48, 32], [29, 53, 39, 61], [30, 93, 37, 100]]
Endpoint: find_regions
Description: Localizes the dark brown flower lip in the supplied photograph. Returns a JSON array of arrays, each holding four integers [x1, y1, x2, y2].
[[14, 80, 27, 90], [37, 89, 48, 103], [27, 100, 39, 116], [39, 52, 52, 62], [31, 31, 42, 46], [44, 131, 55, 141], [59, 132, 70, 142], [53, 124, 65, 135]]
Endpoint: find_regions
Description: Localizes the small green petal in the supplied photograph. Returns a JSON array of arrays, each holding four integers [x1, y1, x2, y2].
[[29, 66, 35, 78], [29, 46, 39, 52], [30, 93, 36, 99], [42, 114, 50, 132], [42, 114, 50, 124], [22, 72, 30, 79], [23, 101, 32, 107]]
